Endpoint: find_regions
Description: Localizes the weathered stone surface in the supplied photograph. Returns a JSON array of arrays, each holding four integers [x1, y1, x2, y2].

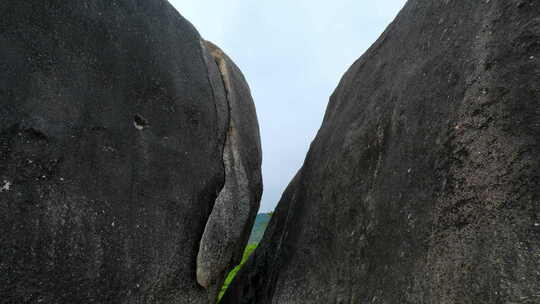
[[0, 1, 261, 303], [196, 41, 263, 301], [223, 0, 540, 303]]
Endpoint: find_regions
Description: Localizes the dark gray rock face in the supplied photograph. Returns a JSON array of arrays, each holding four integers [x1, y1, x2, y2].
[[223, 0, 540, 303], [0, 1, 261, 303]]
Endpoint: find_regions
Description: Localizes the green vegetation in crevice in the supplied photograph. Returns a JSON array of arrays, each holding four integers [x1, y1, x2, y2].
[[217, 212, 273, 302], [217, 243, 257, 302]]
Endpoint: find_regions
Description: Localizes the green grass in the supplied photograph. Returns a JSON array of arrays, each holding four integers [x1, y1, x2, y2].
[[217, 243, 258, 302]]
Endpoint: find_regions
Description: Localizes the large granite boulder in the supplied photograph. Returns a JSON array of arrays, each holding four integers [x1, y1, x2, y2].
[[196, 41, 263, 301], [223, 0, 540, 303], [0, 1, 261, 303]]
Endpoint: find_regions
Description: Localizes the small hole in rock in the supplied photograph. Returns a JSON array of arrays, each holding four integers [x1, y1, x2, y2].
[[134, 114, 149, 130]]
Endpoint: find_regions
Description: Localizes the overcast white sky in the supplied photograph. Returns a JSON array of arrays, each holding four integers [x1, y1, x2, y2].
[[170, 0, 407, 212]]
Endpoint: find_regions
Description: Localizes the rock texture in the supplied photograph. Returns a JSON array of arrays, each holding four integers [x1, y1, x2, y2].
[[196, 41, 263, 301], [0, 1, 261, 303], [222, 0, 540, 303]]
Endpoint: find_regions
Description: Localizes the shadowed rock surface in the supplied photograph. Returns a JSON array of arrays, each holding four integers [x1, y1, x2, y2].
[[222, 0, 540, 303], [0, 1, 261, 303]]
